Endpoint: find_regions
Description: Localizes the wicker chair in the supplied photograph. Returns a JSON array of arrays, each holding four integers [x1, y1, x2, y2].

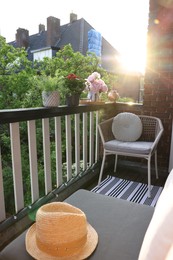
[[98, 114, 164, 197]]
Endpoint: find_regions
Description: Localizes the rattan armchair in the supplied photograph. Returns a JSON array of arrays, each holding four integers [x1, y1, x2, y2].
[[98, 115, 164, 197]]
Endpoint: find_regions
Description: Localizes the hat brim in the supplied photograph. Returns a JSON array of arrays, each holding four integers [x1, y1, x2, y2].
[[25, 222, 98, 260]]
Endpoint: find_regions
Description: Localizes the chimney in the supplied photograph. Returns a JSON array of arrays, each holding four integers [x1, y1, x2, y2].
[[16, 28, 29, 48], [39, 24, 45, 33], [47, 16, 60, 46], [70, 13, 77, 23]]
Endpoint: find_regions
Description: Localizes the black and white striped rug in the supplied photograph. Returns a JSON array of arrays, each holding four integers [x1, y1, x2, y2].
[[91, 175, 163, 207]]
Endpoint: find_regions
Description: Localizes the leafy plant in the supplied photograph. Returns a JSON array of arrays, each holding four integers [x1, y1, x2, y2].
[[34, 75, 61, 92], [58, 73, 85, 97]]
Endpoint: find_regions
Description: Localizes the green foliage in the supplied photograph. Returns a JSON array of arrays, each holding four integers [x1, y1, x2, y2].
[[118, 97, 134, 103], [0, 36, 31, 75], [54, 44, 99, 78], [0, 36, 37, 109], [41, 44, 115, 102], [0, 39, 119, 108], [0, 39, 122, 214], [34, 74, 61, 92], [58, 73, 85, 97], [22, 85, 42, 108], [0, 71, 37, 109]]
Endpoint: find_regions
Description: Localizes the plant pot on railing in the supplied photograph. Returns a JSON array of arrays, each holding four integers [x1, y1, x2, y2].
[[66, 93, 80, 107], [42, 91, 60, 107], [62, 73, 85, 107], [35, 75, 61, 107]]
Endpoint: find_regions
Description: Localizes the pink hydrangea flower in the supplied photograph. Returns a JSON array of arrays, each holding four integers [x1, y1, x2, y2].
[[85, 72, 108, 93]]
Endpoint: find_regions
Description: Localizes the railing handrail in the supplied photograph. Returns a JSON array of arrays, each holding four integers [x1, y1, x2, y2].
[[0, 103, 116, 124]]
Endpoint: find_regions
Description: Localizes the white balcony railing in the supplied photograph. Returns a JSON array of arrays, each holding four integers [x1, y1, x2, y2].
[[0, 103, 115, 225]]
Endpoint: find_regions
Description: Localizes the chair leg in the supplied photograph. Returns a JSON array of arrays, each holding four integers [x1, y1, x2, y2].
[[114, 154, 118, 172], [147, 157, 151, 198], [155, 150, 159, 179], [98, 150, 106, 186]]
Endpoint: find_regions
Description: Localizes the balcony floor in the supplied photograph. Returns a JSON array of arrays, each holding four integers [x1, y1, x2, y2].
[[86, 159, 168, 191]]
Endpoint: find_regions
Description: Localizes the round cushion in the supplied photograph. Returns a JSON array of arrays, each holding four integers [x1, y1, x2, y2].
[[112, 112, 142, 141]]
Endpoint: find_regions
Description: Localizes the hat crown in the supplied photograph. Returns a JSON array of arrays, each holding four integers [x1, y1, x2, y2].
[[26, 201, 98, 259], [35, 202, 87, 257]]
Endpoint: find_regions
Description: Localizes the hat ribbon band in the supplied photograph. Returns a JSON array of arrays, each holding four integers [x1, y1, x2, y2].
[[36, 234, 87, 257]]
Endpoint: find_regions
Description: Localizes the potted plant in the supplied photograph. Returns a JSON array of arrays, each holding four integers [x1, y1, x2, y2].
[[36, 75, 60, 107], [59, 73, 85, 106]]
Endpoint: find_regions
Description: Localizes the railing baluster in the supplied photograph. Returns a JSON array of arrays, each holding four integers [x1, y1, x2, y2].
[[27, 120, 39, 203], [83, 112, 88, 170], [95, 111, 99, 162], [89, 112, 94, 165], [65, 115, 72, 181], [42, 118, 52, 194], [0, 147, 6, 221], [75, 114, 80, 175], [55, 116, 63, 187], [10, 123, 24, 213]]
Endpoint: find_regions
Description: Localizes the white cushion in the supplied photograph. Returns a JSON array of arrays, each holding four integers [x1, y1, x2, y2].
[[138, 169, 173, 260], [112, 113, 142, 142], [104, 140, 152, 155]]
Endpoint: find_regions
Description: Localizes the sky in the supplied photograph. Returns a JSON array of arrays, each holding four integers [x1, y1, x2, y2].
[[0, 0, 149, 74]]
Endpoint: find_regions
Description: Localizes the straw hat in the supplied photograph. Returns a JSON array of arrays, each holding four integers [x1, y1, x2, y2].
[[25, 202, 98, 260]]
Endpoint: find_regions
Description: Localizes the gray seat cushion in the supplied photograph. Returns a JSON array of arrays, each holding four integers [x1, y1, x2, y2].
[[104, 140, 153, 155], [0, 189, 154, 260]]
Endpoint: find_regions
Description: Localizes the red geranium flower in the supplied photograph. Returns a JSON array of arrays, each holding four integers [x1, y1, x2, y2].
[[64, 73, 85, 95], [66, 73, 80, 80]]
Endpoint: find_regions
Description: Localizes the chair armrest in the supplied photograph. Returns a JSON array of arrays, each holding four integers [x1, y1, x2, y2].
[[98, 117, 114, 143], [151, 117, 164, 152]]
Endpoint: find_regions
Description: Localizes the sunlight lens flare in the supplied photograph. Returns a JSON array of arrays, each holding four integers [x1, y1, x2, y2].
[[118, 50, 146, 74]]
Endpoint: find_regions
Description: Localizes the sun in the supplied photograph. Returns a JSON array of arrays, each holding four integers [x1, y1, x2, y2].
[[115, 18, 148, 75], [118, 48, 147, 74], [109, 0, 149, 75]]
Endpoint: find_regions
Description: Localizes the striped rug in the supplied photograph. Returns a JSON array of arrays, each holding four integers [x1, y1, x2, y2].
[[91, 175, 163, 207]]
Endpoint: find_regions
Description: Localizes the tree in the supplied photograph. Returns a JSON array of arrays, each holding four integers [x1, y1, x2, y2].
[[36, 44, 112, 103], [0, 36, 39, 109], [0, 40, 119, 214]]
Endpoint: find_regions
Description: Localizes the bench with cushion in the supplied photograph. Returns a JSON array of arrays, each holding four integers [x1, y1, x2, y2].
[[0, 169, 173, 260]]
